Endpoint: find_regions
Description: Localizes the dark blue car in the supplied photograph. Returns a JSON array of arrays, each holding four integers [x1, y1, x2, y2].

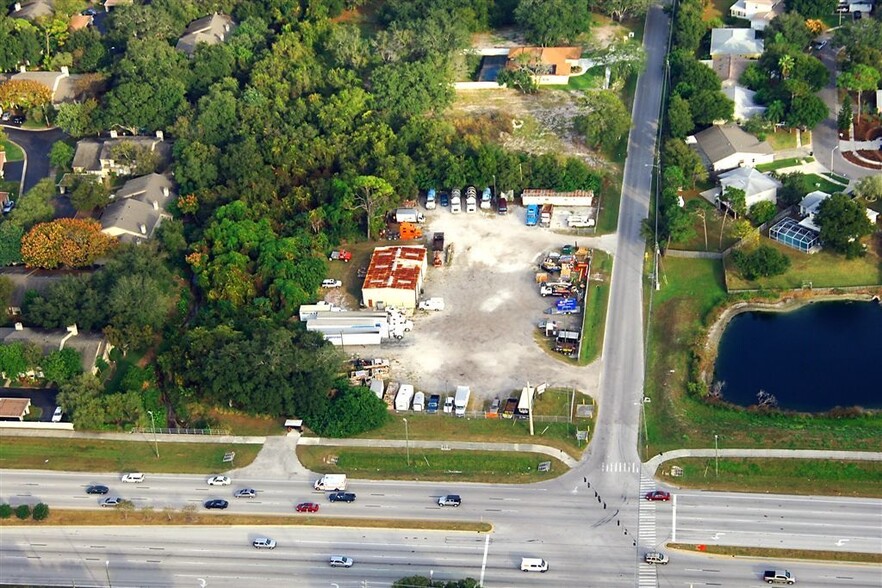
[[439, 192, 450, 207]]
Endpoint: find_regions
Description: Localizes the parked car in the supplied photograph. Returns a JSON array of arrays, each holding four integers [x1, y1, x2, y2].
[[644, 552, 669, 565], [207, 475, 231, 486], [82, 7, 98, 15], [121, 473, 145, 483], [51, 406, 63, 422], [811, 40, 827, 50], [427, 394, 440, 413], [100, 497, 126, 507], [425, 188, 437, 210], [252, 537, 276, 549], [86, 485, 109, 495], [204, 499, 229, 510], [10, 115, 25, 125], [234, 488, 256, 498], [644, 490, 671, 502], [328, 492, 356, 503], [296, 502, 320, 513], [2, 200, 15, 214], [321, 278, 342, 288], [439, 192, 449, 207], [497, 196, 508, 215], [329, 555, 353, 568], [1, 111, 10, 121], [443, 396, 454, 413]]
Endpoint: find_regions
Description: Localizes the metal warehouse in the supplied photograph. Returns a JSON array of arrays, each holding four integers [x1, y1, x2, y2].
[[361, 246, 428, 310]]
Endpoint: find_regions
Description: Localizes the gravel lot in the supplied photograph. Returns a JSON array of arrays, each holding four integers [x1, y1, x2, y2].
[[368, 203, 613, 407]]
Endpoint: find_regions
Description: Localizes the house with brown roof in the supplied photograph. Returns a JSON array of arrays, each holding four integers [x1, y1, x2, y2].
[[69, 13, 93, 31], [361, 246, 428, 310], [506, 46, 583, 85], [176, 13, 237, 57]]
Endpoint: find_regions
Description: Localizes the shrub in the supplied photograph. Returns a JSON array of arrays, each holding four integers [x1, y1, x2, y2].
[[15, 504, 31, 519], [731, 245, 791, 280], [32, 502, 50, 521], [0, 504, 12, 518]]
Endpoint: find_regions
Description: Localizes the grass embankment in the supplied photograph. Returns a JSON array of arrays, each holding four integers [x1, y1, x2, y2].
[[580, 251, 611, 364], [335, 389, 593, 460], [668, 544, 882, 564], [0, 509, 491, 533], [724, 238, 882, 290], [644, 257, 882, 457], [1, 139, 25, 161], [297, 447, 566, 483], [659, 458, 882, 498], [0, 437, 260, 473]]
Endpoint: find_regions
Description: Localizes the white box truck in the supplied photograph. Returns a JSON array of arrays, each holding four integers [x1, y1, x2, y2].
[[395, 208, 425, 223], [314, 474, 347, 491], [395, 384, 415, 411], [418, 297, 445, 311], [451, 189, 462, 214], [567, 214, 595, 228], [454, 385, 470, 417], [412, 391, 425, 411]]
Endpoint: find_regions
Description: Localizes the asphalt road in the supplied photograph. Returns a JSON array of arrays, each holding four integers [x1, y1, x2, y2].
[[2, 126, 75, 217], [0, 388, 59, 421]]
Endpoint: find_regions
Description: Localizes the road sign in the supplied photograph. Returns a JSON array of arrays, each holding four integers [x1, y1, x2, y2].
[[537, 461, 552, 472], [223, 452, 235, 463]]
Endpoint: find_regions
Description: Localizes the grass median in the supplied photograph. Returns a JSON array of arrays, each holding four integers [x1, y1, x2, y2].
[[668, 543, 882, 565], [657, 458, 882, 498], [0, 436, 260, 474], [297, 447, 568, 483], [0, 509, 491, 533]]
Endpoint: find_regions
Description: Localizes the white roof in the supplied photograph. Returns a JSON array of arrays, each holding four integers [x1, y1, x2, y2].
[[800, 190, 830, 215], [719, 166, 781, 196], [710, 28, 763, 56], [723, 85, 767, 120]]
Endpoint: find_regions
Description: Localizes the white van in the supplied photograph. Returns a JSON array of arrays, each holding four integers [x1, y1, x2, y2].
[[520, 558, 548, 573], [121, 473, 145, 483], [450, 188, 462, 214]]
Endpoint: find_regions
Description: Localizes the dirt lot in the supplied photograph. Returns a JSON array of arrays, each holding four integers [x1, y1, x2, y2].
[[344, 204, 614, 407]]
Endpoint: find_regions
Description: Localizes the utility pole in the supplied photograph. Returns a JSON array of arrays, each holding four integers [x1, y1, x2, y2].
[[146, 410, 159, 458], [527, 382, 534, 436], [714, 434, 719, 477], [402, 418, 410, 466]]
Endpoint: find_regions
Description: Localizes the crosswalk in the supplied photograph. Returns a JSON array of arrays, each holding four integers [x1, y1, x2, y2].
[[601, 461, 640, 473], [637, 475, 658, 588]]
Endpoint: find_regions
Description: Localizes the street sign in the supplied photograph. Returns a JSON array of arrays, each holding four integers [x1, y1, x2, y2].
[[223, 452, 235, 463], [537, 461, 552, 472]]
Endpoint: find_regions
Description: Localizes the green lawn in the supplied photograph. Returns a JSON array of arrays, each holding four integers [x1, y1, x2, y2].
[[567, 65, 606, 90], [823, 172, 850, 185], [296, 446, 567, 483], [756, 156, 814, 172], [764, 129, 798, 151], [0, 437, 261, 473], [804, 173, 847, 194], [580, 251, 611, 363], [659, 458, 882, 498], [595, 171, 623, 234], [1, 139, 24, 161], [724, 237, 882, 290]]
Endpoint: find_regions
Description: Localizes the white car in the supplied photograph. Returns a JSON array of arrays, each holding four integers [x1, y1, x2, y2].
[[321, 279, 342, 288], [207, 475, 231, 486], [418, 297, 445, 311], [329, 555, 353, 568], [121, 473, 145, 483], [252, 537, 276, 549], [51, 406, 63, 423]]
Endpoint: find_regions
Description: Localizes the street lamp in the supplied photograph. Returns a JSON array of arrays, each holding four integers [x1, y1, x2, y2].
[[146, 410, 159, 458], [831, 144, 840, 177], [105, 560, 112, 588], [402, 418, 410, 466]]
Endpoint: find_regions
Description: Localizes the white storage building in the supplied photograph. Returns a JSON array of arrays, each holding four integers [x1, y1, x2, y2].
[[521, 189, 594, 207], [362, 246, 428, 310]]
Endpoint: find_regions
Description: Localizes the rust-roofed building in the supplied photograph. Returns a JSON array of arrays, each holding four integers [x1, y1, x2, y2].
[[507, 47, 582, 76], [361, 246, 427, 310], [0, 398, 31, 421], [521, 189, 594, 206]]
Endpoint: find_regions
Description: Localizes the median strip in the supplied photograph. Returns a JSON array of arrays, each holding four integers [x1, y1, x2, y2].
[[668, 543, 882, 564]]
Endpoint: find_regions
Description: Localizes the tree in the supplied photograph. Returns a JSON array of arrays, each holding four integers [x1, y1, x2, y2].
[[786, 94, 828, 129], [371, 59, 454, 124], [837, 97, 853, 132], [496, 67, 537, 94], [663, 139, 708, 187], [833, 19, 882, 69], [350, 176, 396, 240], [0, 277, 13, 320], [15, 504, 31, 520], [593, 0, 651, 21], [836, 64, 881, 123], [574, 91, 631, 153], [778, 54, 795, 80], [0, 79, 52, 112], [814, 193, 875, 257], [103, 391, 143, 427], [0, 504, 12, 518], [854, 175, 882, 202], [21, 218, 117, 269], [777, 171, 815, 206], [57, 373, 107, 430], [688, 90, 734, 125], [42, 348, 83, 384], [721, 186, 747, 217], [785, 0, 836, 18], [767, 12, 812, 50], [5, 178, 56, 231], [32, 503, 50, 521], [54, 99, 100, 138], [514, 0, 591, 45], [393, 577, 481, 588], [311, 385, 390, 437], [69, 176, 110, 212], [23, 275, 106, 331], [749, 200, 778, 226], [731, 244, 791, 280], [667, 94, 694, 138], [49, 141, 75, 171], [0, 223, 24, 266], [673, 0, 706, 53]]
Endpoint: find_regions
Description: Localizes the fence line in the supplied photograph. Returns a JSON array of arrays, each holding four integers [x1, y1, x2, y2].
[[132, 427, 231, 436]]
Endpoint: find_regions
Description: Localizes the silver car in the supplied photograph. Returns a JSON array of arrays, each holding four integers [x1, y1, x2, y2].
[[252, 537, 276, 549], [329, 555, 353, 568]]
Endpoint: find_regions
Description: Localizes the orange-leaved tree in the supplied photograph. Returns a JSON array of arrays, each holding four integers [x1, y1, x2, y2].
[[21, 218, 117, 269], [0, 79, 53, 111]]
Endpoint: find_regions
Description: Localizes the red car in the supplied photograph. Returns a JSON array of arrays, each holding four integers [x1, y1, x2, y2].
[[645, 490, 671, 502], [296, 502, 320, 513]]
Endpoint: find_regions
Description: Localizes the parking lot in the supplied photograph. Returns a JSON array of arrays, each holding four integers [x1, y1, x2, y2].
[[372, 203, 610, 406]]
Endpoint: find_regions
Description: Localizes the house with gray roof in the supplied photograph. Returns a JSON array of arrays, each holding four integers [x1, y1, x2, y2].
[[100, 173, 174, 243], [0, 324, 111, 375], [8, 0, 54, 21], [176, 13, 237, 57], [690, 124, 774, 172], [710, 28, 763, 58], [0, 66, 102, 106], [0, 269, 68, 316], [71, 133, 171, 179]]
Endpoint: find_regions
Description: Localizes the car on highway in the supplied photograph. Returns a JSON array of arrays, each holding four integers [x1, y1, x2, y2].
[[763, 569, 796, 584], [328, 555, 353, 568], [644, 552, 669, 565], [86, 485, 109, 495], [520, 557, 548, 572], [100, 497, 127, 507], [121, 473, 145, 483], [207, 475, 231, 486], [328, 492, 356, 503], [296, 502, 320, 513], [644, 490, 671, 501], [233, 488, 256, 498], [321, 278, 342, 288], [252, 537, 276, 549], [204, 499, 229, 510], [437, 494, 461, 507]]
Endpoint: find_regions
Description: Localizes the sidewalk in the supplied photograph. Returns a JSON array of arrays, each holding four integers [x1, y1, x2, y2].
[[644, 448, 882, 476], [0, 427, 266, 445], [298, 436, 581, 468]]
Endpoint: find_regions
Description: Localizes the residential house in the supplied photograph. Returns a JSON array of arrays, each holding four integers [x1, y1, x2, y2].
[[837, 0, 875, 12], [0, 398, 31, 421], [799, 190, 878, 231], [176, 13, 237, 57], [103, 0, 131, 10], [100, 173, 174, 243], [729, 0, 784, 30], [71, 132, 171, 178], [68, 13, 93, 31], [709, 28, 764, 58], [0, 67, 103, 106], [724, 85, 767, 121], [8, 0, 54, 21], [0, 269, 67, 316], [690, 124, 774, 172], [717, 166, 782, 208], [0, 324, 111, 375], [708, 55, 765, 121], [506, 46, 584, 85]]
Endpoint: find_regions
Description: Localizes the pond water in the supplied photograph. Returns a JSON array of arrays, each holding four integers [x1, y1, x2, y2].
[[713, 300, 882, 412]]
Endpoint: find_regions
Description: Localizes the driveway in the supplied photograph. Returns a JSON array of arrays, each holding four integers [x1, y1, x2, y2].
[[0, 387, 59, 422], [2, 126, 75, 217]]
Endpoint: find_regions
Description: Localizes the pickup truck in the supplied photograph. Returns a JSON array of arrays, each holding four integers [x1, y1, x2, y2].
[[763, 570, 795, 584], [418, 297, 445, 311]]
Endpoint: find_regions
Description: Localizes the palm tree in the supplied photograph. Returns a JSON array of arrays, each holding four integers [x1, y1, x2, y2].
[[778, 54, 795, 80]]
